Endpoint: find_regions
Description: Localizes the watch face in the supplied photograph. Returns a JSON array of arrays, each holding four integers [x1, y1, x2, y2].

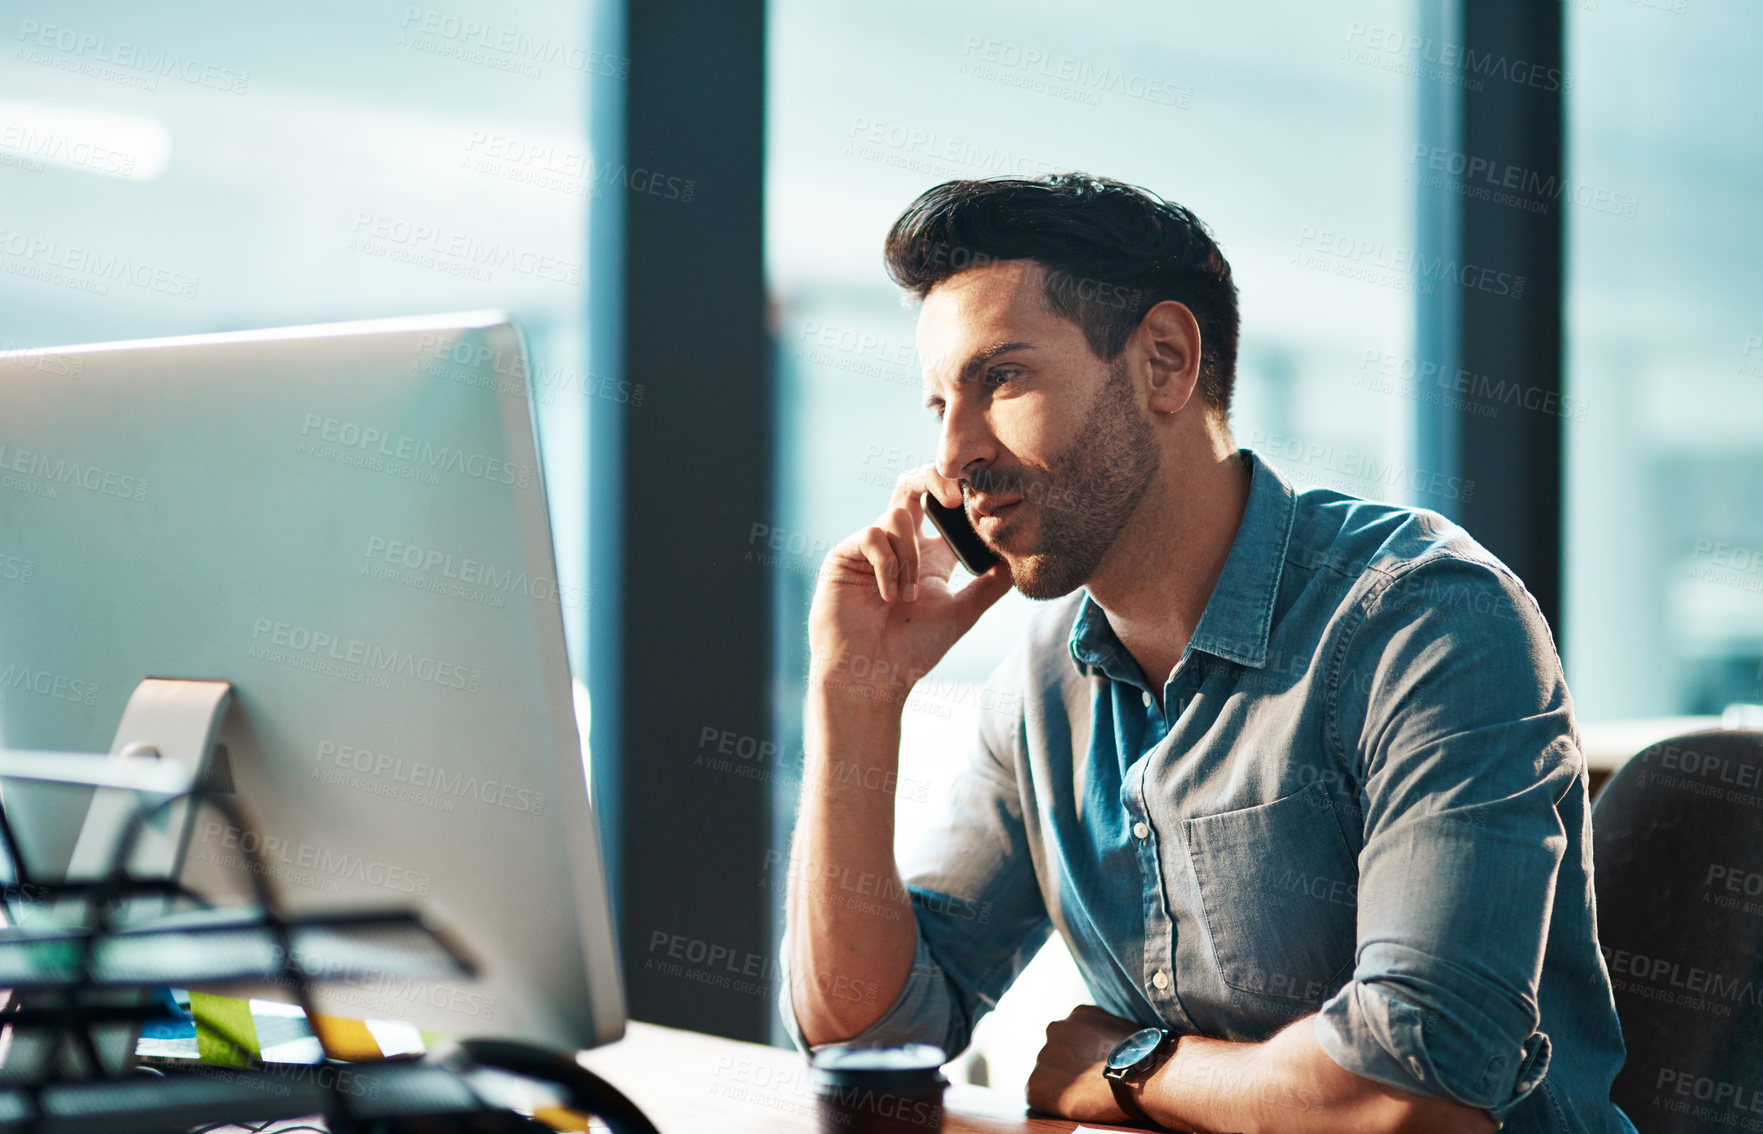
[[1107, 1027, 1168, 1073]]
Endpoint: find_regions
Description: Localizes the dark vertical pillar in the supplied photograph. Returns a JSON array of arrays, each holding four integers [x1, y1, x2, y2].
[[1414, 0, 1565, 635], [596, 0, 772, 1040], [585, 0, 628, 954]]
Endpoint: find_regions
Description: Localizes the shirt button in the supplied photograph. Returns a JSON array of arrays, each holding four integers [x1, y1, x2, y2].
[[1151, 970, 1170, 991], [1141, 691, 1155, 709], [1132, 822, 1150, 840]]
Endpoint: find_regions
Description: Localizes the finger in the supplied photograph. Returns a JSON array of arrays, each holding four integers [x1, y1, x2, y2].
[[887, 465, 934, 511], [895, 462, 961, 511], [1042, 1016, 1087, 1048], [1024, 1068, 1054, 1116], [818, 532, 871, 582], [924, 463, 964, 509], [915, 519, 958, 578], [879, 506, 919, 601], [902, 485, 928, 536], [856, 527, 901, 602]]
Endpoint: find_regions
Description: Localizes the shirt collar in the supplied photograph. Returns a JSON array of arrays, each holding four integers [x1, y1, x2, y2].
[[1068, 448, 1296, 675]]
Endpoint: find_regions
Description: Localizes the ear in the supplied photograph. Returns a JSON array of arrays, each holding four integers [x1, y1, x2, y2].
[[1137, 301, 1203, 416]]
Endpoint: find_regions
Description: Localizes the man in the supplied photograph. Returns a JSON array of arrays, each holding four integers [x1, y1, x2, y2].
[[780, 173, 1634, 1133]]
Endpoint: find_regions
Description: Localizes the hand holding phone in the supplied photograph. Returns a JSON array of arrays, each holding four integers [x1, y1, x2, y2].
[[805, 469, 1010, 708], [922, 492, 1001, 576]]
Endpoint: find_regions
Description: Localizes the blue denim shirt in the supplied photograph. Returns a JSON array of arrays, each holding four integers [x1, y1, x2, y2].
[[782, 448, 1634, 1133]]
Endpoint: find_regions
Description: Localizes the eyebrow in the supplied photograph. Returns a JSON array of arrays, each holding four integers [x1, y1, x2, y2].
[[921, 340, 1035, 411]]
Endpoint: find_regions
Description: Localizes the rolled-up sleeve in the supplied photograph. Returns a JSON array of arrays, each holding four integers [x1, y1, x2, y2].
[[780, 657, 1052, 1057], [1315, 556, 1577, 1123]]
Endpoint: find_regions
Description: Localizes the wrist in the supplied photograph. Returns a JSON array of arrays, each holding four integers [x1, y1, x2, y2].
[[1105, 1029, 1182, 1131], [802, 682, 905, 791], [807, 649, 922, 712], [1139, 1035, 1208, 1133]]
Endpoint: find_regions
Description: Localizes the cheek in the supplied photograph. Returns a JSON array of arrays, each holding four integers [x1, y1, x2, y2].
[[988, 393, 1058, 463]]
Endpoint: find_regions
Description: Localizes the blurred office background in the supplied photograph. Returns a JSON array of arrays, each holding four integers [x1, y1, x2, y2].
[[0, 0, 607, 682], [2, 0, 1759, 1095]]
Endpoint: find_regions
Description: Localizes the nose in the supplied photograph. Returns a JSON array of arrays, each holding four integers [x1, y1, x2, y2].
[[934, 396, 998, 485]]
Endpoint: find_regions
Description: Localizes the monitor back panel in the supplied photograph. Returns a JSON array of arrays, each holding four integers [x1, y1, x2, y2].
[[0, 313, 623, 1050]]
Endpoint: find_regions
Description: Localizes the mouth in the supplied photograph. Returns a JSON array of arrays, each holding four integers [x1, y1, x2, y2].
[[970, 496, 1022, 538], [967, 494, 1020, 518]]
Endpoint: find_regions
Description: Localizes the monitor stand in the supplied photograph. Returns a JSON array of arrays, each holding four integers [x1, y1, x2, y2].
[[66, 677, 234, 893], [12, 678, 235, 1079], [3, 678, 663, 1134]]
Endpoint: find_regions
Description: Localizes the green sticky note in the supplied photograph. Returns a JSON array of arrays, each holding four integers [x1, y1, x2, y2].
[[189, 992, 259, 1067]]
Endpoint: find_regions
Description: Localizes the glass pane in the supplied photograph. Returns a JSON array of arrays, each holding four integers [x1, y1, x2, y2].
[[1564, 3, 1763, 721], [767, 0, 1416, 1078], [0, 0, 609, 683]]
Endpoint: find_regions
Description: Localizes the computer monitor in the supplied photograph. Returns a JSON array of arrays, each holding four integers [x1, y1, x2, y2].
[[0, 311, 623, 1052]]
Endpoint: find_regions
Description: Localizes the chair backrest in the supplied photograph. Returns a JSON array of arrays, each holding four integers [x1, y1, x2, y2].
[[1591, 729, 1763, 1133]]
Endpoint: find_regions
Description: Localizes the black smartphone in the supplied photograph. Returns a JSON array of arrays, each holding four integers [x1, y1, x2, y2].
[[922, 492, 1000, 576]]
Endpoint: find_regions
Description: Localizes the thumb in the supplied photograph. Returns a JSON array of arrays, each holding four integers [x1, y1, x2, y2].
[[950, 561, 1012, 632]]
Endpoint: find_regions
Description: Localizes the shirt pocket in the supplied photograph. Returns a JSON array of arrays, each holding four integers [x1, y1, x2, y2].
[[1183, 781, 1358, 1001]]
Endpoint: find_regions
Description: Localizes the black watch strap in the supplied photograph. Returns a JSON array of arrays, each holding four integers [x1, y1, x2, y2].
[[1107, 1074, 1164, 1129], [1105, 1029, 1179, 1130]]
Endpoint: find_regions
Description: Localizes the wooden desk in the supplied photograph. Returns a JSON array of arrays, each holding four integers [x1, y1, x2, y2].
[[576, 1020, 1137, 1133]]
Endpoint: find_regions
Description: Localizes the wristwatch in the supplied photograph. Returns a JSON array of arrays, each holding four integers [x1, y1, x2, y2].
[[1104, 1027, 1180, 1129]]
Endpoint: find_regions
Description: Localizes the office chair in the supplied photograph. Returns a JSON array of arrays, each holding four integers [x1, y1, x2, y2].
[[1591, 729, 1763, 1133]]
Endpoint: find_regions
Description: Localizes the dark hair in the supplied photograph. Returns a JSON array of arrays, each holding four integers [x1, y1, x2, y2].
[[883, 173, 1239, 414]]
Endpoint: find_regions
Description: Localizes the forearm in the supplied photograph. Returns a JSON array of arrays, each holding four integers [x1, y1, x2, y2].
[[1139, 1017, 1494, 1134], [785, 677, 919, 1045]]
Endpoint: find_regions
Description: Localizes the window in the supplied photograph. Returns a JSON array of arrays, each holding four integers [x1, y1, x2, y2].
[[1563, 2, 1763, 722], [0, 0, 610, 680]]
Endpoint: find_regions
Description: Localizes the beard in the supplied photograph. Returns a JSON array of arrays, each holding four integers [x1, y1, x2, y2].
[[965, 357, 1160, 600]]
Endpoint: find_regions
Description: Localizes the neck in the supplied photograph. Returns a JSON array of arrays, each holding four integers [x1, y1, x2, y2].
[[1084, 432, 1251, 691]]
